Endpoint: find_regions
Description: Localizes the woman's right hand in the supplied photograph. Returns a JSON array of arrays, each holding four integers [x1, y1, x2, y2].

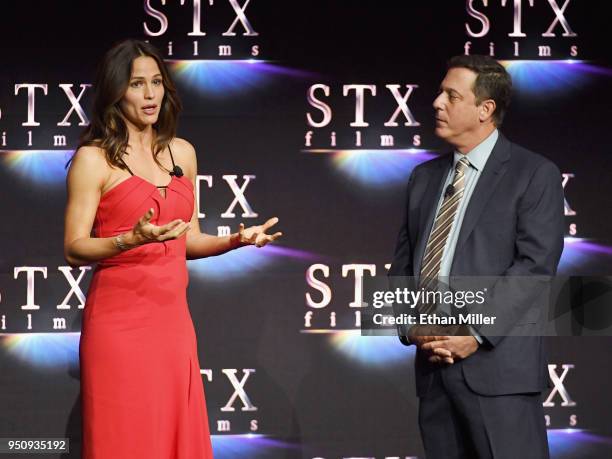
[[126, 207, 191, 246]]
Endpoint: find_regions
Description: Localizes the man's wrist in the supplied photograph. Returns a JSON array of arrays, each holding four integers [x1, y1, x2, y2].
[[405, 325, 416, 345], [467, 325, 483, 345]]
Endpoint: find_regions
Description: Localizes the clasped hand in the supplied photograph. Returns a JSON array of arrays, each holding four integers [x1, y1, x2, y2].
[[408, 325, 479, 365]]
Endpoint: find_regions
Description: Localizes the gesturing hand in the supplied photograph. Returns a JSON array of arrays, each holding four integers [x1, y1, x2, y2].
[[130, 207, 191, 245], [237, 217, 283, 248]]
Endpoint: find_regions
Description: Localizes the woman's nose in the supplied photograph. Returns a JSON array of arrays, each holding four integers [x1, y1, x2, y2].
[[144, 84, 154, 98]]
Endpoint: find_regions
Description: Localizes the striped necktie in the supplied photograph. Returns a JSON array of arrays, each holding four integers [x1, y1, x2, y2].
[[418, 156, 470, 310]]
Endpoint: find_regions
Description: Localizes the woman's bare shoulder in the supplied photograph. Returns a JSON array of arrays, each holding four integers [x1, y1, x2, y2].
[[73, 143, 107, 159], [68, 145, 110, 186], [170, 137, 196, 157], [170, 137, 198, 175]]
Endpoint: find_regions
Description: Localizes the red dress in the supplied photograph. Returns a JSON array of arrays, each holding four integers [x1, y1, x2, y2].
[[79, 173, 214, 459]]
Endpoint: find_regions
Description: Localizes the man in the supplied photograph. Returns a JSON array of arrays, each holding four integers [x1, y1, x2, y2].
[[389, 55, 564, 458]]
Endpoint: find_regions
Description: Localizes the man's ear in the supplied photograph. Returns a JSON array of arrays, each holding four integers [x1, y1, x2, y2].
[[479, 99, 497, 123]]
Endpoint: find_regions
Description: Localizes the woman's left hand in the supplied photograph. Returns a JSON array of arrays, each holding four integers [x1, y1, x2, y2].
[[236, 217, 283, 248]]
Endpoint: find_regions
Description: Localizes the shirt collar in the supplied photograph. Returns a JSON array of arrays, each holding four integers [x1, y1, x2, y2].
[[453, 128, 498, 171]]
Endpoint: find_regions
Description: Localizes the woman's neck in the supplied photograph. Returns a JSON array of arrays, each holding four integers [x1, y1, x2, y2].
[[124, 119, 156, 153]]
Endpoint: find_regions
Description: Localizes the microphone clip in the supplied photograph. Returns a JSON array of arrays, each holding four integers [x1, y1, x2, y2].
[[170, 165, 184, 178]]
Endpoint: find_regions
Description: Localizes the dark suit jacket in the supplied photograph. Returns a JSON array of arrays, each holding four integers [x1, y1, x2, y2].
[[389, 133, 565, 397]]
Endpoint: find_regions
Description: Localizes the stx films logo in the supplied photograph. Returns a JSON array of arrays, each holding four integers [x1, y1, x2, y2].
[[301, 81, 434, 189], [144, 0, 261, 58], [304, 83, 422, 151], [202, 368, 260, 434], [464, 0, 578, 58], [304, 263, 391, 332], [544, 364, 578, 428], [0, 83, 91, 149]]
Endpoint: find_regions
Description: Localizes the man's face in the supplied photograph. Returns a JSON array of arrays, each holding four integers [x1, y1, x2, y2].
[[433, 67, 481, 146]]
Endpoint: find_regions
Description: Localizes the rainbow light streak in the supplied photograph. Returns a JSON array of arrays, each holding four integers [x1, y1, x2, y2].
[[187, 245, 323, 280], [0, 332, 80, 368], [259, 244, 331, 262], [499, 60, 608, 95], [306, 149, 436, 187], [211, 434, 298, 458], [559, 237, 612, 273], [547, 429, 612, 456], [0, 150, 73, 185], [167, 60, 316, 96], [327, 330, 415, 367]]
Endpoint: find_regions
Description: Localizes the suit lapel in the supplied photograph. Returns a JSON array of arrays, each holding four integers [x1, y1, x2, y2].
[[451, 134, 512, 272], [413, 154, 453, 277]]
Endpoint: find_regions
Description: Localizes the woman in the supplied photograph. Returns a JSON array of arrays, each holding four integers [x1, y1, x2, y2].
[[64, 39, 281, 458]]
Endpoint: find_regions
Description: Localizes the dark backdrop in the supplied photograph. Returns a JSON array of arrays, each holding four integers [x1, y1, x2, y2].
[[1, 1, 611, 458]]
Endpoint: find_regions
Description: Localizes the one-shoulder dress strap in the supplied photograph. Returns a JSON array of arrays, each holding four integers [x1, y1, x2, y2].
[[168, 144, 177, 170]]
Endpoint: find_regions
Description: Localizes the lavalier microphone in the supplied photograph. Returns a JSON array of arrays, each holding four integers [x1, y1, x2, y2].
[[170, 165, 184, 178]]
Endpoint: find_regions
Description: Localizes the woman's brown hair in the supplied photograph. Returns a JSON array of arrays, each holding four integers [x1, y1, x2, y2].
[[68, 39, 182, 170]]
